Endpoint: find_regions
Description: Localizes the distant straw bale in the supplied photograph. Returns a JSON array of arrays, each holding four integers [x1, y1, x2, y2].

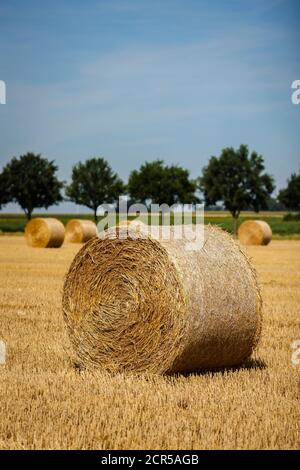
[[65, 219, 97, 243], [238, 220, 272, 246], [25, 218, 65, 248]]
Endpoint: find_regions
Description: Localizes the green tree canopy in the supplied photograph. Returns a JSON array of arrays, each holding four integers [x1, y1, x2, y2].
[[0, 153, 63, 219], [128, 160, 198, 207], [266, 196, 286, 211], [66, 157, 124, 220], [278, 173, 300, 211], [199, 145, 275, 233]]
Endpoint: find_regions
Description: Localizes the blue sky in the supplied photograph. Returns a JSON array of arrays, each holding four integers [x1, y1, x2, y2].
[[0, 0, 299, 213]]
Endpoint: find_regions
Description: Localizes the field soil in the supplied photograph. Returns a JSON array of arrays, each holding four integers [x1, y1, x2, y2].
[[0, 236, 299, 449]]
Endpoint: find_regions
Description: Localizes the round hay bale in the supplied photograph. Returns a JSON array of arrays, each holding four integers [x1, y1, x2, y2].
[[238, 220, 272, 246], [62, 225, 262, 374], [117, 219, 147, 235], [25, 218, 65, 248], [65, 219, 97, 243]]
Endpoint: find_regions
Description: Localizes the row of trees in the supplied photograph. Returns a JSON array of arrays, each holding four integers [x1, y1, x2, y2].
[[0, 147, 299, 230]]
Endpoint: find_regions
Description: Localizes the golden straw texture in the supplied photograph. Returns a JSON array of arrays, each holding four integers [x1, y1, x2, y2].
[[65, 219, 97, 243], [25, 218, 65, 248], [238, 220, 272, 246], [62, 225, 262, 374]]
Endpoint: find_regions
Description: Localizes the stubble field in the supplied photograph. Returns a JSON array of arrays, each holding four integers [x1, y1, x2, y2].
[[0, 236, 299, 449]]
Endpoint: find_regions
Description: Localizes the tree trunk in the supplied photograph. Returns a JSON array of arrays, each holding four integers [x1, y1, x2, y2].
[[24, 209, 32, 220], [93, 208, 98, 223], [232, 214, 239, 237]]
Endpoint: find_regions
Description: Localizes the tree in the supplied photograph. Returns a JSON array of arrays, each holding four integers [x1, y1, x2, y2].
[[266, 196, 286, 211], [278, 173, 300, 211], [66, 158, 124, 221], [0, 171, 10, 210], [1, 153, 63, 219], [199, 145, 275, 234], [128, 160, 198, 207]]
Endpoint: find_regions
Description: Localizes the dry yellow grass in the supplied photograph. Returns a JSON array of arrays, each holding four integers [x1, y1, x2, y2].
[[0, 236, 299, 449]]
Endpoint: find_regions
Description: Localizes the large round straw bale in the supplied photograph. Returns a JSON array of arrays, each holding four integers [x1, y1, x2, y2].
[[238, 220, 272, 246], [25, 218, 65, 248], [65, 219, 97, 243], [62, 225, 262, 374]]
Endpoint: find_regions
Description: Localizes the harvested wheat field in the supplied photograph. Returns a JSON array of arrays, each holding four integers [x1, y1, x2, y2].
[[0, 236, 299, 449]]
